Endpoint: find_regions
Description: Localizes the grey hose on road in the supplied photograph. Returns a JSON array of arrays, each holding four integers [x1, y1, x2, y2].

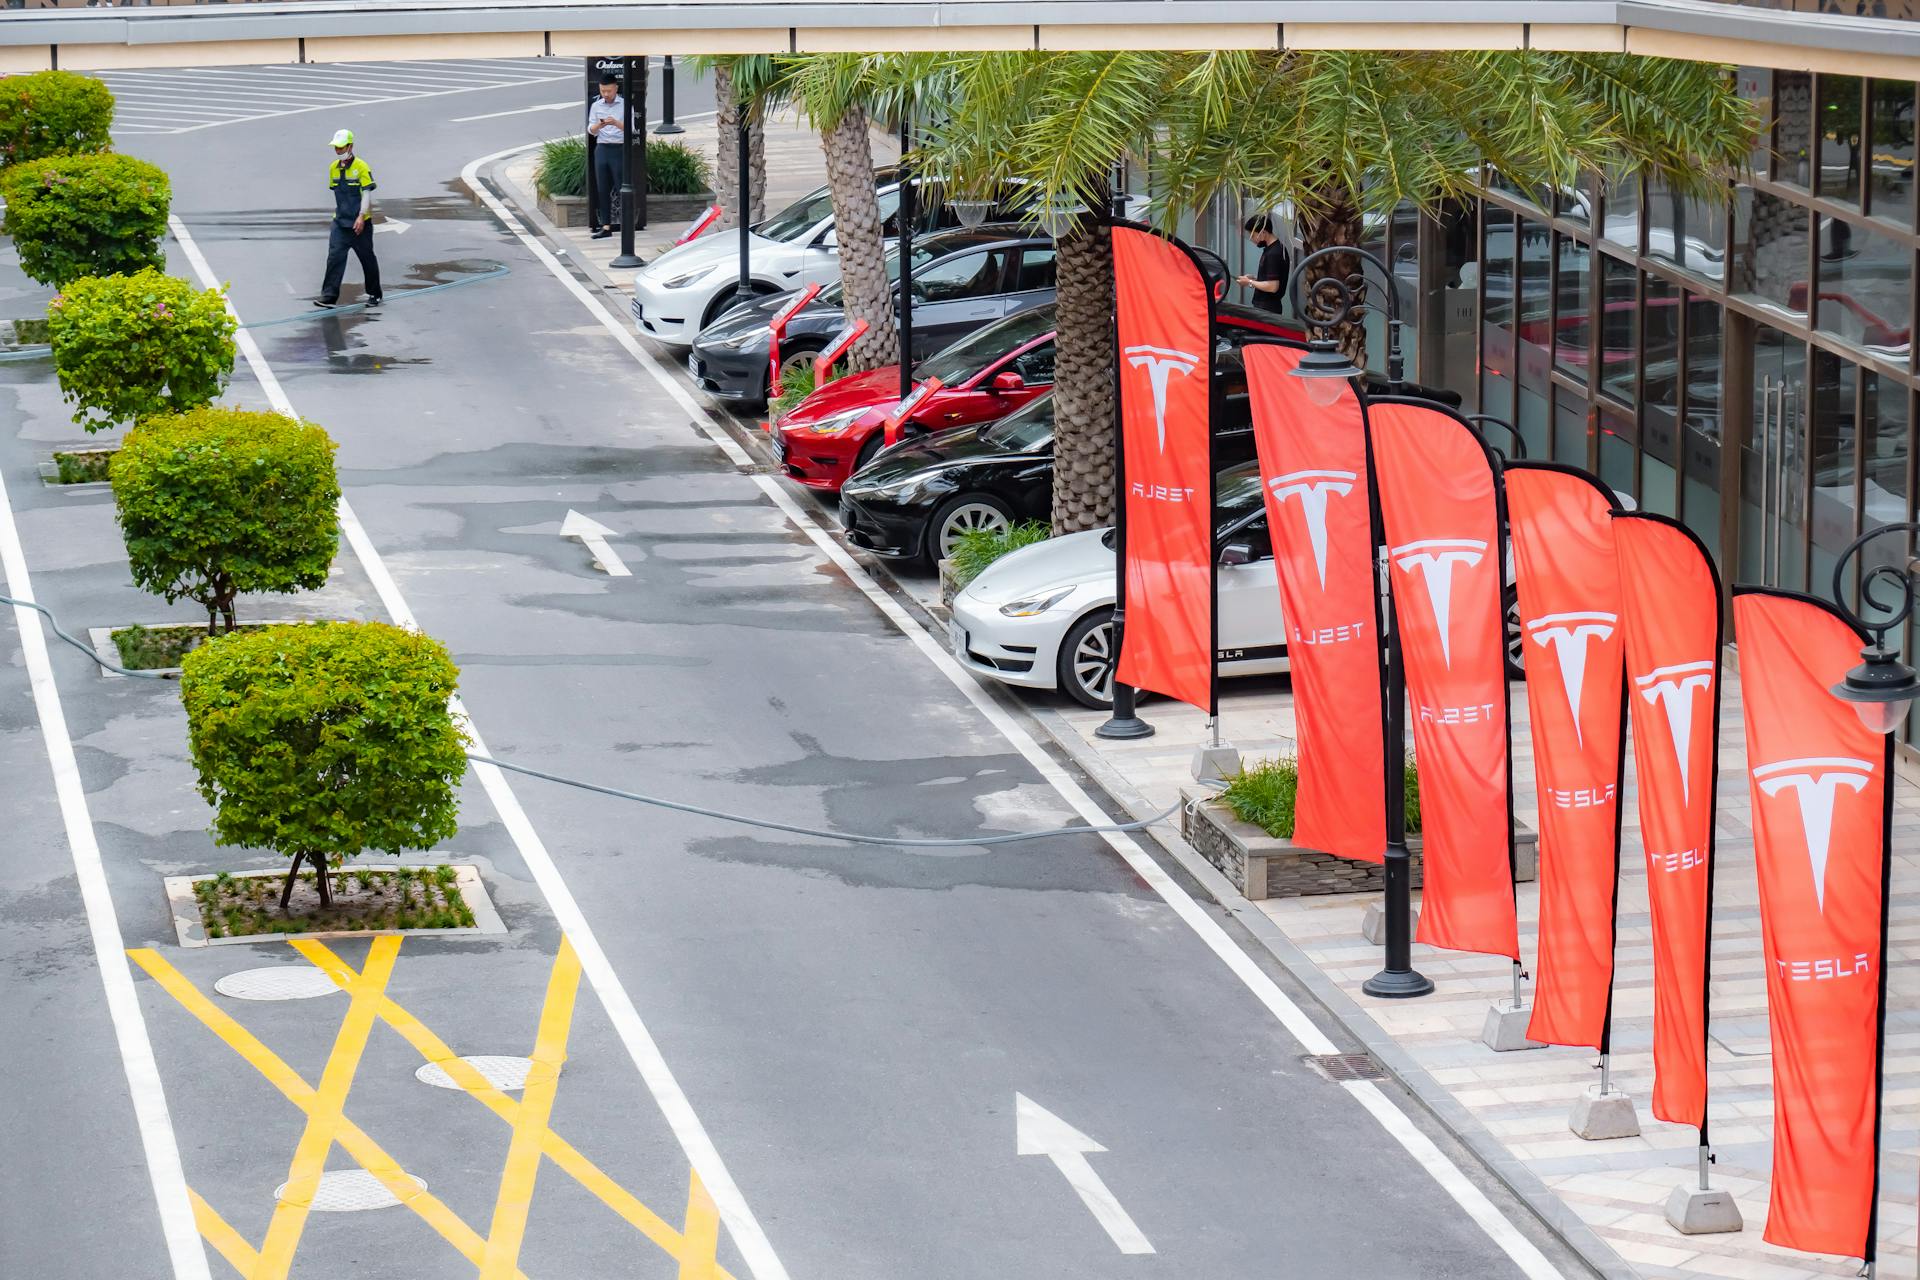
[[0, 593, 1183, 849]]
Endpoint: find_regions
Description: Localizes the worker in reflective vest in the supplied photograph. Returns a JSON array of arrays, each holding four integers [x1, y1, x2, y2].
[[316, 128, 383, 308]]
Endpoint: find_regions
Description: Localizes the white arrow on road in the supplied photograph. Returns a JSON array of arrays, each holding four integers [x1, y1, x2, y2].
[[560, 509, 631, 577], [1015, 1093, 1154, 1255], [374, 217, 410, 235]]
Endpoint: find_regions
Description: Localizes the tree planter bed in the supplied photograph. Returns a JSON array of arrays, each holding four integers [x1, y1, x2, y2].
[[38, 445, 115, 486], [89, 620, 316, 677], [1181, 787, 1538, 902], [537, 189, 715, 230], [163, 863, 505, 948]]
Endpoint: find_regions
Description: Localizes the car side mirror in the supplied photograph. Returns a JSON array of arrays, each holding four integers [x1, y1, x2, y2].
[[990, 371, 1025, 393], [818, 228, 839, 250], [1219, 542, 1254, 567]]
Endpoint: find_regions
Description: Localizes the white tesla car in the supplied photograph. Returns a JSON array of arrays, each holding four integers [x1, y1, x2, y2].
[[949, 461, 1529, 709], [629, 171, 1028, 348]]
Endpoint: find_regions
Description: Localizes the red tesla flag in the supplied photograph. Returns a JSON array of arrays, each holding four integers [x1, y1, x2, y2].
[[1369, 401, 1516, 959], [1111, 225, 1214, 713], [1507, 464, 1624, 1050], [1613, 513, 1720, 1131], [1734, 588, 1888, 1261], [1244, 343, 1385, 862]]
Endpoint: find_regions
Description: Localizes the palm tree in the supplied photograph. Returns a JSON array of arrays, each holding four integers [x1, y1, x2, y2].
[[706, 59, 767, 230], [916, 50, 1757, 532]]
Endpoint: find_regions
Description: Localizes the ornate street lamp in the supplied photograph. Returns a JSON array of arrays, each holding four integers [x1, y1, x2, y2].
[[1284, 243, 1430, 999], [1829, 523, 1920, 733]]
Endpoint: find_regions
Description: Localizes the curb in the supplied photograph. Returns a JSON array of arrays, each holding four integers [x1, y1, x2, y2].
[[479, 149, 1630, 1280], [479, 147, 625, 296], [1028, 704, 1637, 1280]]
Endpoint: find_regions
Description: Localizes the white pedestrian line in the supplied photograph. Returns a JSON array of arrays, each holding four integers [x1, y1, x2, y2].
[[166, 212, 793, 1280], [452, 100, 578, 122], [458, 139, 1568, 1280], [0, 480, 209, 1276]]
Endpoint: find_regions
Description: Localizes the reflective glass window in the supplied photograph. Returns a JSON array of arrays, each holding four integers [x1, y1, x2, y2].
[[1869, 80, 1916, 227], [1863, 369, 1910, 533], [1439, 200, 1480, 410], [1682, 298, 1725, 566], [1643, 273, 1680, 463], [1602, 168, 1640, 251], [1599, 255, 1637, 405], [1774, 70, 1814, 188], [1481, 204, 1516, 416], [1557, 177, 1594, 228], [1517, 217, 1552, 395], [1808, 349, 1860, 598], [1819, 74, 1866, 207], [1598, 404, 1637, 501], [1815, 217, 1913, 365], [1554, 384, 1589, 468], [1554, 234, 1591, 381], [1646, 175, 1727, 284], [1732, 189, 1811, 317]]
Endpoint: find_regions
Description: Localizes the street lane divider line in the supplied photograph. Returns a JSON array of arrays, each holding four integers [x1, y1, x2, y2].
[[0, 470, 211, 1279], [455, 149, 1567, 1280], [168, 211, 789, 1280], [479, 938, 581, 1279], [189, 1190, 261, 1277], [680, 1170, 723, 1280], [256, 935, 399, 1278], [294, 940, 735, 1277], [127, 947, 532, 1280]]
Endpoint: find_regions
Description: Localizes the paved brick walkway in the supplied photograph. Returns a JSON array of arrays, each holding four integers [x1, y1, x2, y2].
[[1052, 672, 1920, 1280]]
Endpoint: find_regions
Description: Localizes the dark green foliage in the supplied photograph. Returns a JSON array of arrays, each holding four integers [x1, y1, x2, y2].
[[948, 520, 1050, 587], [535, 134, 712, 198], [179, 622, 469, 873], [0, 71, 113, 169], [1222, 757, 1422, 840], [49, 269, 236, 431], [1, 153, 168, 286], [112, 408, 340, 634], [767, 362, 815, 416]]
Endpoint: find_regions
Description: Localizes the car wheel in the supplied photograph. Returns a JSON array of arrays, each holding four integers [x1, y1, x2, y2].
[[1057, 609, 1117, 710], [928, 494, 1015, 562], [848, 433, 885, 480], [1505, 591, 1526, 680], [701, 284, 768, 330], [777, 345, 822, 382]]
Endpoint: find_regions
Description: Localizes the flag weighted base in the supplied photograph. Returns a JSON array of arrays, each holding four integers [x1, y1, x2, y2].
[[1664, 1184, 1743, 1235], [1481, 1002, 1545, 1052], [1190, 741, 1242, 782], [1568, 1085, 1641, 1140], [1361, 901, 1419, 945]]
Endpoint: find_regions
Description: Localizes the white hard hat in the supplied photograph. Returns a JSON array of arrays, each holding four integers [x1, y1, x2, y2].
[[329, 128, 354, 148]]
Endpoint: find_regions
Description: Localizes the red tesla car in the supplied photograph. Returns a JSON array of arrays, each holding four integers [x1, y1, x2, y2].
[[772, 301, 1301, 492]]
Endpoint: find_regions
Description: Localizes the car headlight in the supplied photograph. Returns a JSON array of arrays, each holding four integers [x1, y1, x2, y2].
[[713, 325, 770, 350], [659, 264, 717, 289], [999, 588, 1072, 617], [800, 408, 866, 436]]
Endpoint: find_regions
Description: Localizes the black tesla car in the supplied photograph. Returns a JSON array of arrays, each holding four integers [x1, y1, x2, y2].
[[688, 226, 1058, 407]]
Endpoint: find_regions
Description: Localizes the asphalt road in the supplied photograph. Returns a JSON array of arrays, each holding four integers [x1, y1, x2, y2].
[[0, 61, 1592, 1279]]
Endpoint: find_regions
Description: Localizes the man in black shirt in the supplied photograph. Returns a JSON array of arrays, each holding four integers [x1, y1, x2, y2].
[[1235, 213, 1290, 315]]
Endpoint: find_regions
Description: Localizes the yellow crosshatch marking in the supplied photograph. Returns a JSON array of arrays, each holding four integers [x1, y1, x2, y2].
[[129, 937, 735, 1280]]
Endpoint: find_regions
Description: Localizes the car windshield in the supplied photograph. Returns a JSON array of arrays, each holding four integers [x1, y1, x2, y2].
[[980, 393, 1055, 451], [754, 185, 837, 242], [914, 307, 1056, 385], [816, 242, 943, 305]]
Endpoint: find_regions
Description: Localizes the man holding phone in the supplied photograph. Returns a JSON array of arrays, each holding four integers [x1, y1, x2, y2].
[[316, 128, 382, 309], [586, 73, 626, 240]]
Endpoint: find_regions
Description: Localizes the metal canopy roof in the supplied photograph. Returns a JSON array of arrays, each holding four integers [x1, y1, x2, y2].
[[0, 0, 1915, 76]]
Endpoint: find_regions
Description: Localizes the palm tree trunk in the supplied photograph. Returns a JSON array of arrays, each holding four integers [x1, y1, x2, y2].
[[1296, 178, 1368, 367], [713, 65, 766, 229], [819, 106, 900, 371], [1050, 216, 1116, 533]]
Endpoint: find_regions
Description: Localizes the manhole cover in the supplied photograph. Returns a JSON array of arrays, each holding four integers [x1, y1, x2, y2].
[[1304, 1053, 1387, 1083], [273, 1168, 425, 1212], [214, 967, 342, 1002], [415, 1055, 534, 1092]]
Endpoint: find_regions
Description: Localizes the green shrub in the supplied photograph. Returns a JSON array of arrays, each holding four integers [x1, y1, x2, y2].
[[1, 152, 168, 286], [1221, 757, 1422, 841], [179, 621, 469, 889], [534, 134, 712, 198], [768, 362, 815, 416], [948, 520, 1050, 587], [111, 408, 340, 634], [0, 71, 113, 169], [49, 269, 236, 431]]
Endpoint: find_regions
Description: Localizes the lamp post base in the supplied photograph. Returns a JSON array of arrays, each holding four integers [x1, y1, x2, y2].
[[608, 252, 645, 268], [1095, 714, 1155, 740], [1362, 967, 1434, 999]]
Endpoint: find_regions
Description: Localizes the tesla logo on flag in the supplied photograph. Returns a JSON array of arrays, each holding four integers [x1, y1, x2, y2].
[[1526, 612, 1617, 745], [1752, 757, 1875, 913], [1389, 538, 1487, 667], [1269, 470, 1356, 590], [1635, 660, 1715, 804], [1123, 344, 1201, 452]]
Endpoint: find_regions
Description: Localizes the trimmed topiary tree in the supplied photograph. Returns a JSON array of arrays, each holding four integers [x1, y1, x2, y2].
[[111, 408, 340, 634], [179, 621, 469, 909], [50, 269, 236, 431], [0, 70, 114, 169], [1, 152, 168, 286]]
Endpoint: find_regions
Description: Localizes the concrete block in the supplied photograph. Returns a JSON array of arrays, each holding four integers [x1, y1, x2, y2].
[[1664, 1183, 1744, 1235], [1361, 901, 1421, 945], [1191, 742, 1243, 784], [1568, 1086, 1641, 1140], [1481, 1002, 1545, 1052]]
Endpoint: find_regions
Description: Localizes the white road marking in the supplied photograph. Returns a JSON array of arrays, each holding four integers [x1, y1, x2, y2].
[[452, 100, 579, 122], [559, 509, 631, 577], [0, 481, 209, 1276], [166, 213, 792, 1280], [458, 141, 1568, 1280], [1015, 1094, 1154, 1255]]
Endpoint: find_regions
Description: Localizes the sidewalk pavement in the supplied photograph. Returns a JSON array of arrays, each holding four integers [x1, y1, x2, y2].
[[1039, 673, 1920, 1280], [493, 109, 899, 295]]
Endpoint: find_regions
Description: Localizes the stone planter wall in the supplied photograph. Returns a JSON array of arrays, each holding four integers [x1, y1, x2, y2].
[[538, 190, 716, 230], [1180, 788, 1539, 902]]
